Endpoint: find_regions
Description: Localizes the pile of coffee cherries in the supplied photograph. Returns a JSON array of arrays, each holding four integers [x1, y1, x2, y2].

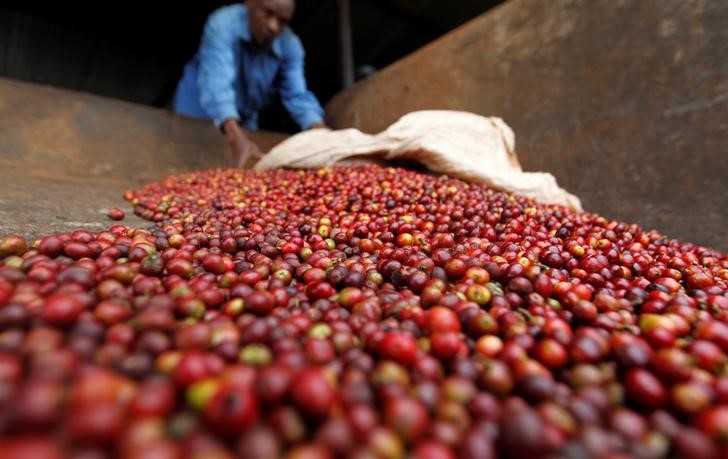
[[0, 165, 726, 458]]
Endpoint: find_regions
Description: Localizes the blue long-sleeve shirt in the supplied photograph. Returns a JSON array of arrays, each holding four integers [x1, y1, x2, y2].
[[173, 4, 324, 130]]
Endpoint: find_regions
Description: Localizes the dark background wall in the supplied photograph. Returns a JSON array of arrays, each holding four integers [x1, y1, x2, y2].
[[0, 0, 502, 132]]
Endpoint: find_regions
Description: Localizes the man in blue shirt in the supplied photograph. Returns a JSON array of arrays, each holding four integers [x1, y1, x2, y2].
[[174, 0, 326, 167]]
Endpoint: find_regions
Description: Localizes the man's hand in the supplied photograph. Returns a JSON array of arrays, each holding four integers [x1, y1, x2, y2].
[[223, 119, 263, 168], [308, 122, 329, 130]]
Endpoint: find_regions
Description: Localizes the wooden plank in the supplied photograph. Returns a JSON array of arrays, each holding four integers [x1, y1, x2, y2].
[[0, 78, 288, 241]]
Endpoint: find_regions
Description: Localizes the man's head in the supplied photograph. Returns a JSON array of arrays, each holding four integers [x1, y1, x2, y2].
[[246, 0, 295, 47]]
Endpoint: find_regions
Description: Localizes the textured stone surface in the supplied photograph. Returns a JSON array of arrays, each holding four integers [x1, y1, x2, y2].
[[0, 78, 287, 241], [326, 0, 728, 251]]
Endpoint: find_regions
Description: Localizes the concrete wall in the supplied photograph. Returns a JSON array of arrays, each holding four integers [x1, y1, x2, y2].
[[326, 0, 728, 252]]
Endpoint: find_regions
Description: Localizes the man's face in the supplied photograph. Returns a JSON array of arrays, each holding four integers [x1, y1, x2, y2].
[[246, 0, 295, 47]]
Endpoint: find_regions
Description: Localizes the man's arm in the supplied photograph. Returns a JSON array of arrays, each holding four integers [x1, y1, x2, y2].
[[197, 8, 240, 128], [197, 7, 262, 167], [222, 119, 262, 168], [277, 35, 326, 130]]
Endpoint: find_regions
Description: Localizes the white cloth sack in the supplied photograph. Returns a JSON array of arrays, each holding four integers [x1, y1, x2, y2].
[[255, 110, 582, 211]]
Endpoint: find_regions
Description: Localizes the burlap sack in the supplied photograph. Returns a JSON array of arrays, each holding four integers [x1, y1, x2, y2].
[[254, 110, 582, 211]]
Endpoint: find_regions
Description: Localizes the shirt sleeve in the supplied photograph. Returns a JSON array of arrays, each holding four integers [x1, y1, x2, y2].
[[277, 35, 325, 130], [197, 9, 240, 128]]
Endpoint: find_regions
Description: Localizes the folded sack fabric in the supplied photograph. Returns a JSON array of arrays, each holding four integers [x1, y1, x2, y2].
[[254, 110, 582, 212]]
